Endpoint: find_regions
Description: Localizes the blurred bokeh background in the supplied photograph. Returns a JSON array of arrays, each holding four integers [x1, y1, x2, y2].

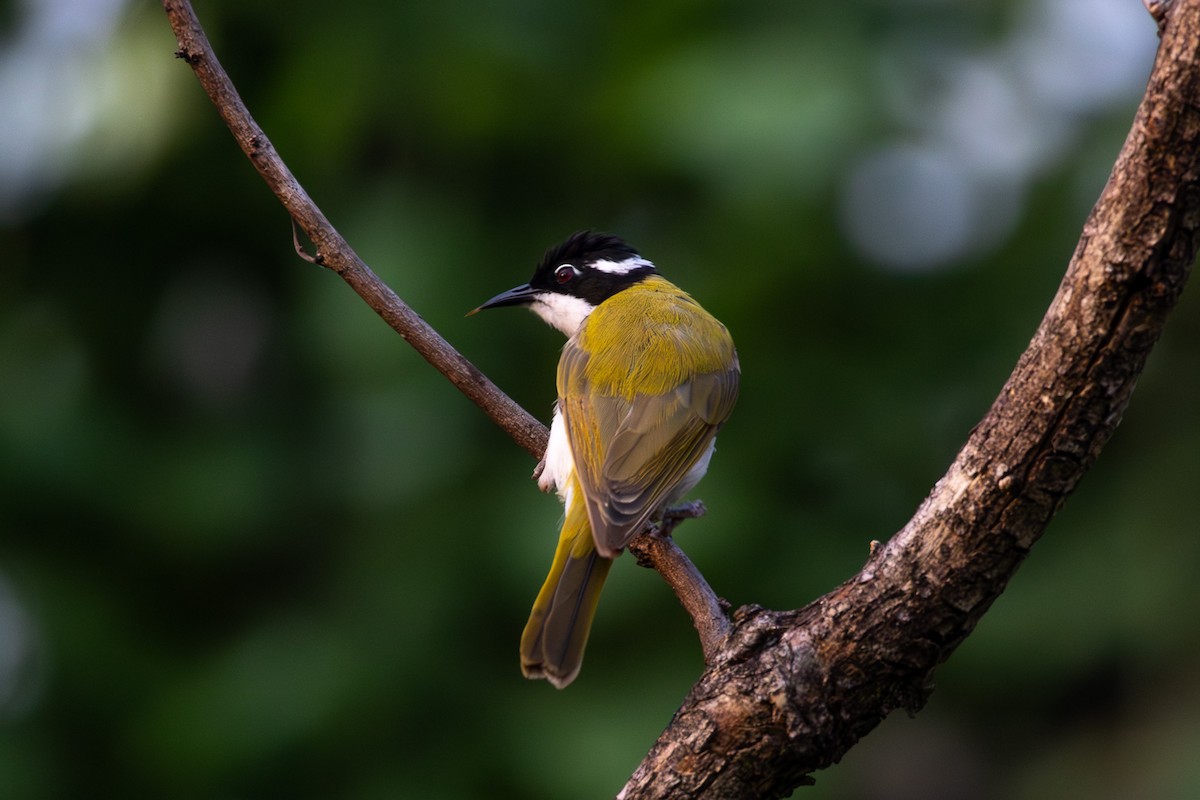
[[1, 0, 1197, 797]]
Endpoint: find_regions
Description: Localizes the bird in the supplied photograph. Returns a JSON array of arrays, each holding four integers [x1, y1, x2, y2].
[[470, 231, 739, 688]]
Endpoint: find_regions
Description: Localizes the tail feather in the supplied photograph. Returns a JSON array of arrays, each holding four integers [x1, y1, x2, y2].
[[520, 495, 612, 688]]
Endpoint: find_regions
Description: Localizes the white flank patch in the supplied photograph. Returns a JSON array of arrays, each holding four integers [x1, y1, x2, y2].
[[539, 406, 575, 505], [531, 292, 594, 336], [671, 438, 715, 503], [590, 256, 655, 275]]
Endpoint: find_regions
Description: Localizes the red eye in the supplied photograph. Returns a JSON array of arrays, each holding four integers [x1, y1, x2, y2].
[[555, 265, 576, 284]]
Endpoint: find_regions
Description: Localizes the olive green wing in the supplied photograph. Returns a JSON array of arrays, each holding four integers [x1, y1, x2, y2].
[[597, 368, 739, 552], [559, 339, 739, 557]]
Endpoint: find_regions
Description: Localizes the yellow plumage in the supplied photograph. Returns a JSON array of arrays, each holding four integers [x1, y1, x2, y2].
[[571, 276, 738, 398]]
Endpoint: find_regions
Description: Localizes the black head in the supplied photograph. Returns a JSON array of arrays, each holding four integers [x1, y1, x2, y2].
[[470, 231, 658, 334], [527, 231, 657, 304]]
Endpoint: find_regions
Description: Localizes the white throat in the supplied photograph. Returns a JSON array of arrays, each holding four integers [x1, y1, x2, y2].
[[530, 293, 595, 337]]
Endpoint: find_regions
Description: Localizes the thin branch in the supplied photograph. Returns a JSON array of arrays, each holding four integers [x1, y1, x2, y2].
[[161, 0, 547, 460], [160, 1, 726, 645], [628, 503, 732, 663]]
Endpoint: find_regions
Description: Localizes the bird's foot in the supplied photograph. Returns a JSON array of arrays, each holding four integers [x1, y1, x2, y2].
[[660, 500, 707, 536]]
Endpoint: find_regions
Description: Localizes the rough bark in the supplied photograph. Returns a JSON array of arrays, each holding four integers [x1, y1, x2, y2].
[[619, 5, 1200, 797]]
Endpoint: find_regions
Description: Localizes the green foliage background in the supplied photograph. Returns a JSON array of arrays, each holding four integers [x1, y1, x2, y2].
[[1, 1, 1197, 798]]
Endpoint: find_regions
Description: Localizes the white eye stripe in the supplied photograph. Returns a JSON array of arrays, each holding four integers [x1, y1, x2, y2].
[[590, 256, 655, 275]]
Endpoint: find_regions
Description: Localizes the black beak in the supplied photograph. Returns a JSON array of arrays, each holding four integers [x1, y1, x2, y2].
[[467, 283, 538, 316]]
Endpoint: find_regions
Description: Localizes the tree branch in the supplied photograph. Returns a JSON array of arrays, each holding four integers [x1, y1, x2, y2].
[[159, 1, 727, 651], [161, 0, 547, 460], [628, 503, 732, 664], [619, 3, 1200, 796]]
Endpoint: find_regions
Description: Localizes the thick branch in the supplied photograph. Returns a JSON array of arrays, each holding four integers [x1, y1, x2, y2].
[[161, 1, 546, 460], [620, 4, 1200, 798]]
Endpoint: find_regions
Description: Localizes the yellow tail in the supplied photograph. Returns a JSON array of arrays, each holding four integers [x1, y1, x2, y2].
[[520, 492, 612, 689]]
